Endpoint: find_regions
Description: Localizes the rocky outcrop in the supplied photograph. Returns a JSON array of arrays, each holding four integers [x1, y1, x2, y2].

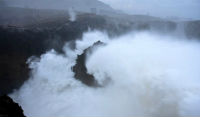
[[72, 41, 105, 87], [0, 95, 25, 117]]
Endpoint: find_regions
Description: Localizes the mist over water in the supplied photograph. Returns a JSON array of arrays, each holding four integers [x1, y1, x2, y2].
[[10, 31, 200, 117]]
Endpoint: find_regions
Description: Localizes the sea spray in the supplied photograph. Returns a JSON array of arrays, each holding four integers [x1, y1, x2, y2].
[[10, 31, 200, 117]]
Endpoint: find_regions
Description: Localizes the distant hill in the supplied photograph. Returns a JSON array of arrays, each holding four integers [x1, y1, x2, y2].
[[4, 0, 114, 13]]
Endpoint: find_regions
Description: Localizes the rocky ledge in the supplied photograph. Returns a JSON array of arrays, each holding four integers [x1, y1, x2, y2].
[[0, 95, 25, 117]]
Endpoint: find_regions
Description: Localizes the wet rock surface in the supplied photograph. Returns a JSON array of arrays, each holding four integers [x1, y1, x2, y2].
[[72, 41, 105, 87]]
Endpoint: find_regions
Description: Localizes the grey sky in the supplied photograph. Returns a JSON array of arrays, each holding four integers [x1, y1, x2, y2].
[[99, 0, 200, 19]]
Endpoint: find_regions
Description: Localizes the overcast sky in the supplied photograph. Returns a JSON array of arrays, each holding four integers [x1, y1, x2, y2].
[[99, 0, 200, 19]]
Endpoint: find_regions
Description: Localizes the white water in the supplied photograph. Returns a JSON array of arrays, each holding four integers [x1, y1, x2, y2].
[[10, 31, 200, 117]]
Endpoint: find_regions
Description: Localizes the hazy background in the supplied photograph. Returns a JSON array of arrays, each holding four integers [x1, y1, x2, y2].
[[99, 0, 200, 20], [2, 0, 200, 20]]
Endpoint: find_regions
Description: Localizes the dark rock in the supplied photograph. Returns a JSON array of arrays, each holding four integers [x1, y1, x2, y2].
[[0, 95, 25, 117], [72, 41, 105, 87]]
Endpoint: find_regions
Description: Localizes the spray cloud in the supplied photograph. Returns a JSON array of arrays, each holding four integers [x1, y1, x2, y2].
[[68, 8, 76, 22], [10, 31, 200, 117]]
